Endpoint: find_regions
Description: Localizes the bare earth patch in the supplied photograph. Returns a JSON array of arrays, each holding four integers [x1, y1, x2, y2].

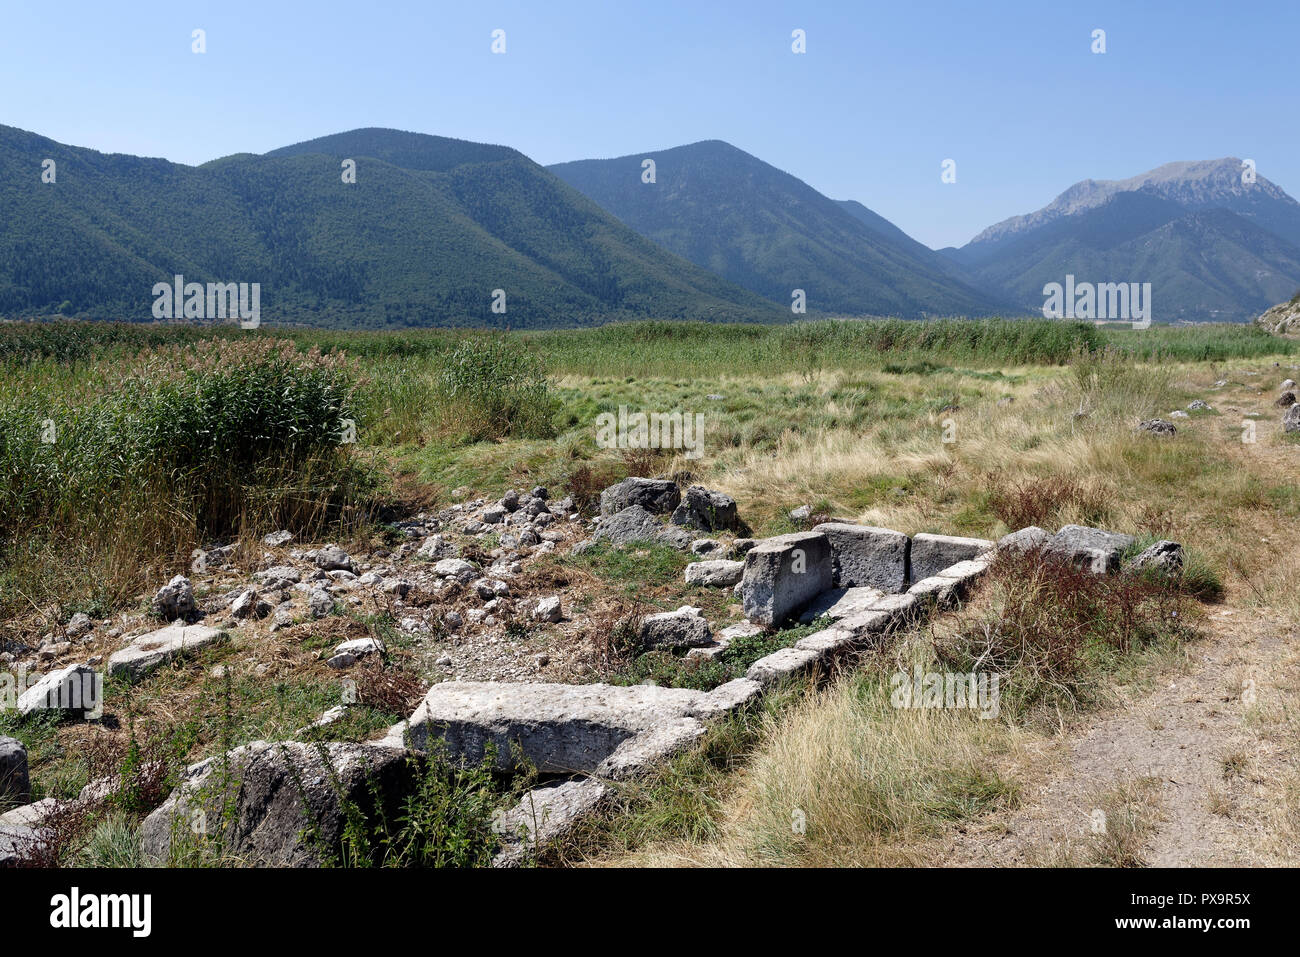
[[937, 606, 1299, 867]]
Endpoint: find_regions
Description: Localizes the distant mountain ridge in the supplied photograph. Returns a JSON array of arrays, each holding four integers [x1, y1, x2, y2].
[[549, 141, 1010, 318], [4, 124, 1297, 327], [944, 158, 1300, 322], [0, 125, 784, 328]]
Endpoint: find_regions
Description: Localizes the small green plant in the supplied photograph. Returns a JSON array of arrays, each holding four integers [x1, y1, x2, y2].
[[435, 337, 559, 442]]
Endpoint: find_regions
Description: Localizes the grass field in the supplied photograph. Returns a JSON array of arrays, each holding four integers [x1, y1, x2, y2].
[[1, 316, 1297, 867]]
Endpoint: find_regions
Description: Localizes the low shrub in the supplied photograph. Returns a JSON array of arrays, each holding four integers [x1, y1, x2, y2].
[[932, 549, 1197, 722], [434, 337, 559, 442]]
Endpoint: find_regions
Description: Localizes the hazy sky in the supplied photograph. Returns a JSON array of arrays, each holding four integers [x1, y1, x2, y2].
[[3, 0, 1295, 248]]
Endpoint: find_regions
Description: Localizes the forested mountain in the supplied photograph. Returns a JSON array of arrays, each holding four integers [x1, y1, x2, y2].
[[549, 141, 1010, 318], [0, 126, 784, 328]]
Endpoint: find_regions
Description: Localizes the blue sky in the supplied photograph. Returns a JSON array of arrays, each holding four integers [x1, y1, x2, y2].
[[2, 0, 1295, 248]]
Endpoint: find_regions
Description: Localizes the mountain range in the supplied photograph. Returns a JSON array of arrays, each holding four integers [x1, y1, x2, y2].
[[548, 141, 1007, 318], [2, 124, 1298, 327], [0, 125, 783, 328], [941, 159, 1300, 322]]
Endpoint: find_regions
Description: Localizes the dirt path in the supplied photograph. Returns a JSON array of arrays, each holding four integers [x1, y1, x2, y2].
[[939, 606, 1298, 867]]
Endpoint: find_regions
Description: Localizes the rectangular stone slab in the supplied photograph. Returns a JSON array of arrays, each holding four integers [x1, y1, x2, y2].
[[910, 533, 994, 583], [745, 647, 823, 685], [798, 585, 886, 623], [813, 522, 909, 591], [741, 531, 833, 626], [398, 681, 714, 774], [107, 624, 227, 680]]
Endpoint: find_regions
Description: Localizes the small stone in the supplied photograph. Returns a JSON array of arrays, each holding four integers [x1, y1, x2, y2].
[[534, 596, 563, 623], [152, 575, 197, 621], [639, 606, 712, 650], [231, 587, 269, 620], [311, 545, 354, 573], [684, 560, 744, 587], [334, 637, 384, 658], [434, 558, 478, 583], [1137, 418, 1177, 437], [1285, 404, 1300, 433], [1128, 540, 1184, 576], [308, 588, 334, 619]]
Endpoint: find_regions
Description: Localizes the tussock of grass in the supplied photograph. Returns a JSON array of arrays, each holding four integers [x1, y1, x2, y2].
[[603, 673, 1020, 867]]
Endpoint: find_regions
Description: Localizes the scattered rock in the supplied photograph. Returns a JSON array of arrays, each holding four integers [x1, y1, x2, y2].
[[1129, 540, 1185, 576], [599, 477, 681, 517], [670, 486, 740, 532], [593, 505, 669, 547], [334, 638, 383, 659], [533, 596, 562, 623], [307, 588, 335, 619], [108, 624, 228, 680], [309, 544, 355, 573], [434, 558, 478, 583], [789, 505, 811, 523], [1137, 418, 1177, 437], [416, 535, 458, 560], [262, 530, 294, 547], [140, 741, 413, 867], [492, 778, 608, 866], [997, 526, 1050, 553], [16, 665, 100, 718], [255, 565, 302, 586], [1187, 399, 1211, 411], [639, 606, 713, 650], [684, 560, 744, 587], [1046, 525, 1136, 573], [1285, 404, 1300, 433], [231, 587, 270, 620], [0, 737, 29, 805], [152, 574, 197, 621]]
